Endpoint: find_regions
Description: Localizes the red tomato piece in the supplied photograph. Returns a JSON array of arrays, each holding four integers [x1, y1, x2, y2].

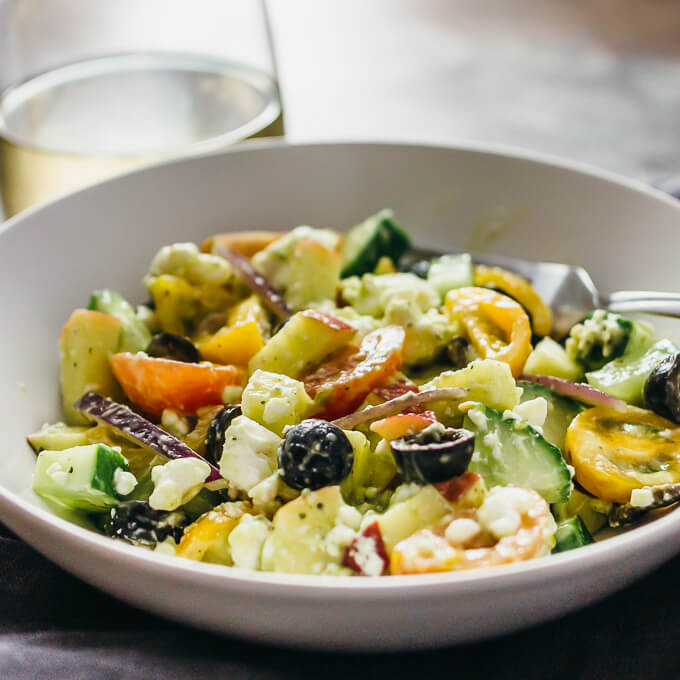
[[304, 326, 405, 420], [110, 352, 246, 419]]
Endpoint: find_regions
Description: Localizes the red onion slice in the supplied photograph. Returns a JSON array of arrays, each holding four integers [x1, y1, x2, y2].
[[332, 387, 466, 429], [75, 392, 227, 490], [214, 244, 292, 321], [519, 374, 628, 412]]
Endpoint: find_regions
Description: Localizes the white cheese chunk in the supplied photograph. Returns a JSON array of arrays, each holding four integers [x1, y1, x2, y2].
[[149, 458, 210, 511], [445, 518, 481, 544], [630, 487, 655, 508], [477, 486, 536, 539], [148, 242, 232, 286], [219, 415, 281, 494], [511, 397, 548, 432], [228, 514, 272, 570], [113, 468, 137, 496]]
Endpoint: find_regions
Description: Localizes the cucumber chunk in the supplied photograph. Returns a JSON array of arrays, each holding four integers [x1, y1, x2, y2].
[[552, 487, 610, 535], [33, 443, 134, 512], [464, 404, 571, 503], [553, 516, 593, 553], [523, 337, 583, 382], [27, 422, 91, 453], [518, 381, 585, 452], [88, 288, 151, 353], [586, 338, 678, 406], [340, 210, 410, 278], [426, 253, 474, 299]]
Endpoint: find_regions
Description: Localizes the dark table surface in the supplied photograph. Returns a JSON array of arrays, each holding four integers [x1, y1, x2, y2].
[[4, 1, 680, 677]]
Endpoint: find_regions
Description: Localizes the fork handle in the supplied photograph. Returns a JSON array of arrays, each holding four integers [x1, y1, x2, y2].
[[606, 291, 680, 318]]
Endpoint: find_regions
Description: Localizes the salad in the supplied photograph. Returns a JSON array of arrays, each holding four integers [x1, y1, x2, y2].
[[27, 210, 680, 576]]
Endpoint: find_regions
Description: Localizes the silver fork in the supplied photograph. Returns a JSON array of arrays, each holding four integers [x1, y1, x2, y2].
[[409, 249, 680, 339]]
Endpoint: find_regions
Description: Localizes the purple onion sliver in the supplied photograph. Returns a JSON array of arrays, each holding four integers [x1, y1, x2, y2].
[[519, 374, 627, 412], [332, 387, 466, 429], [214, 244, 292, 321], [74, 392, 227, 490]]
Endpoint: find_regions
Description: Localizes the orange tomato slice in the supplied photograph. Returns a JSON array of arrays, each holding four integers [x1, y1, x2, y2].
[[445, 287, 532, 378], [474, 265, 552, 337], [110, 352, 246, 419], [304, 326, 405, 420]]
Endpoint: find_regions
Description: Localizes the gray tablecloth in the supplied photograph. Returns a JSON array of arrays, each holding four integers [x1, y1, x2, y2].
[[2, 519, 680, 679]]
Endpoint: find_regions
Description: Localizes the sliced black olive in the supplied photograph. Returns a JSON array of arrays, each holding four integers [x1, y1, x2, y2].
[[278, 419, 354, 490], [446, 336, 469, 369], [101, 501, 189, 546], [390, 424, 474, 484], [609, 482, 680, 527], [205, 405, 242, 465], [644, 352, 680, 423], [146, 333, 202, 363]]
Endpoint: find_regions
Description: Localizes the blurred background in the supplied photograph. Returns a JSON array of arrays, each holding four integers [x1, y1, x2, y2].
[[272, 0, 680, 179], [1, 0, 680, 211]]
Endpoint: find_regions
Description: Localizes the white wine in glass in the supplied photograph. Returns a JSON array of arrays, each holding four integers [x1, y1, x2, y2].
[[0, 1, 283, 218]]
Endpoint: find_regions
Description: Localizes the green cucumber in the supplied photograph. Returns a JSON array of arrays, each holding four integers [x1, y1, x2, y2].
[[464, 404, 571, 503], [426, 253, 474, 299], [553, 516, 593, 553], [523, 337, 583, 382], [27, 422, 91, 453], [518, 381, 586, 452], [33, 443, 133, 512], [340, 210, 410, 278], [586, 338, 678, 406], [88, 288, 151, 353], [552, 487, 610, 536]]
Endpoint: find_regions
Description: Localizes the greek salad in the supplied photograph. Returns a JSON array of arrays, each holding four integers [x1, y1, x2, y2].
[[28, 211, 680, 576]]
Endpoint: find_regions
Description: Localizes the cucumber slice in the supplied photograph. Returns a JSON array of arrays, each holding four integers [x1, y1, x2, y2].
[[518, 381, 585, 451], [33, 443, 133, 512], [88, 288, 151, 353], [586, 338, 678, 406], [426, 253, 474, 299], [340, 210, 410, 278], [553, 516, 593, 552], [464, 404, 571, 503]]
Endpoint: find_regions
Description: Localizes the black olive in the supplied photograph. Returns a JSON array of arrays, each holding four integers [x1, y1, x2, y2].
[[446, 336, 469, 369], [390, 425, 475, 484], [644, 352, 680, 423], [146, 333, 202, 363], [205, 405, 242, 465], [101, 501, 189, 546], [278, 419, 354, 490]]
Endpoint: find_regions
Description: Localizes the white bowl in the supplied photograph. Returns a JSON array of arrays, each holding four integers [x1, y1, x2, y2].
[[2, 141, 680, 651]]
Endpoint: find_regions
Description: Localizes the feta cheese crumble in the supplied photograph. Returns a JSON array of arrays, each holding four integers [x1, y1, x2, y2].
[[149, 458, 211, 511], [477, 486, 536, 539], [113, 468, 137, 496], [630, 487, 655, 508]]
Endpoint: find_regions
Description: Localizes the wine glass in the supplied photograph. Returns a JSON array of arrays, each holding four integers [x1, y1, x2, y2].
[[0, 0, 283, 217]]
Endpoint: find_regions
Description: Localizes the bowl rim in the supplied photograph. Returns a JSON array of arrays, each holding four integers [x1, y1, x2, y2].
[[2, 138, 680, 595], [3, 136, 679, 234]]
